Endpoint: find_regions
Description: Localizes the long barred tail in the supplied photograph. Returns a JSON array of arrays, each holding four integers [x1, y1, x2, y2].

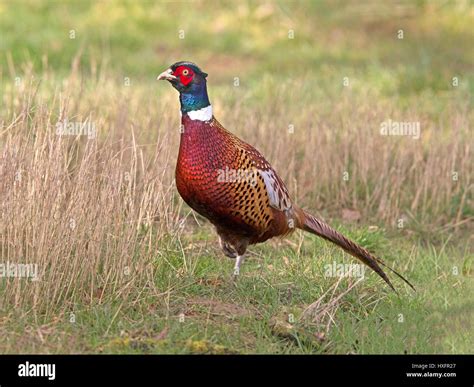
[[299, 210, 415, 292]]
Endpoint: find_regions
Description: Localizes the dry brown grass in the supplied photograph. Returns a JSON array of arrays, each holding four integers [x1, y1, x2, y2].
[[0, 66, 472, 322], [0, 69, 183, 317], [232, 92, 472, 230]]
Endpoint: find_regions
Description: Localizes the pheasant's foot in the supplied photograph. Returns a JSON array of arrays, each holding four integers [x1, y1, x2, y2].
[[232, 255, 245, 281]]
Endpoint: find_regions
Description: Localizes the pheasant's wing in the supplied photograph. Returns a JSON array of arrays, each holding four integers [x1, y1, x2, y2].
[[213, 139, 293, 237], [242, 145, 292, 212]]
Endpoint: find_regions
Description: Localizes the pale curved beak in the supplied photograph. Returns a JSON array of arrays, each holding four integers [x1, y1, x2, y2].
[[157, 68, 178, 81]]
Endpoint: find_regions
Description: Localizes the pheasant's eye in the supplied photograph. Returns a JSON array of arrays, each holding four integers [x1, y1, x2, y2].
[[182, 69, 189, 76]]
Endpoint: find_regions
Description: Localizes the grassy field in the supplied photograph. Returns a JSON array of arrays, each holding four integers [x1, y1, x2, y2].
[[0, 0, 472, 354]]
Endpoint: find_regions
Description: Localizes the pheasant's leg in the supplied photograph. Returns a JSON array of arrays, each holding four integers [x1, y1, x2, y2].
[[216, 228, 249, 280], [218, 236, 224, 250], [233, 255, 245, 279]]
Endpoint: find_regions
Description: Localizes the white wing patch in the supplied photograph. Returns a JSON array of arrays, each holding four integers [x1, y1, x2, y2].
[[259, 169, 292, 212]]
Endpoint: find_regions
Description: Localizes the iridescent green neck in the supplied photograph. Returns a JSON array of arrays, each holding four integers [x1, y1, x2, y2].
[[179, 82, 210, 114]]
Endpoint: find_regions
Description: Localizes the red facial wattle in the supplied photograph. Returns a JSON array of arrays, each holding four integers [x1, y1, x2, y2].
[[174, 66, 194, 86]]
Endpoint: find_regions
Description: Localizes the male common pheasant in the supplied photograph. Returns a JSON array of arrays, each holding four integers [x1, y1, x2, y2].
[[158, 61, 414, 292]]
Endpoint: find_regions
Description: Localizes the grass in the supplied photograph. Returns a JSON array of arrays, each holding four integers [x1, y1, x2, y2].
[[0, 0, 472, 354], [0, 224, 471, 354]]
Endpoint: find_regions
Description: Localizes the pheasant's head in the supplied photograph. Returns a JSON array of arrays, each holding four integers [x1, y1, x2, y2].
[[158, 61, 210, 114]]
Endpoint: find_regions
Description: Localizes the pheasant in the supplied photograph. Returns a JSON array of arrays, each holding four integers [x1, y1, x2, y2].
[[157, 61, 414, 292]]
